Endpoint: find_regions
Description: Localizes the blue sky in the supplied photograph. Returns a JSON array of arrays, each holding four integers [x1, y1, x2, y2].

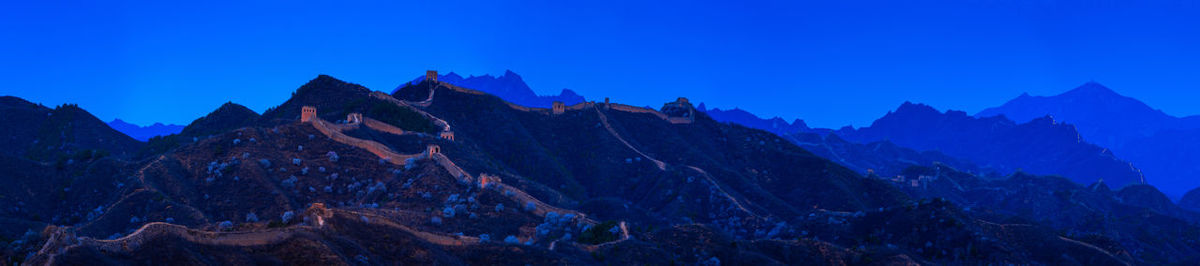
[[1, 0, 1198, 128]]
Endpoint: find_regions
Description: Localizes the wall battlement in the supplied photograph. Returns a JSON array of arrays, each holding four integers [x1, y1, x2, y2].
[[301, 106, 317, 122], [426, 70, 438, 82], [552, 101, 565, 115]]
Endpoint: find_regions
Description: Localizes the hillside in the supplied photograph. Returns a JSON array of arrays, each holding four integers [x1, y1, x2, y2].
[[0, 96, 142, 161], [888, 163, 1200, 264], [783, 132, 992, 180]]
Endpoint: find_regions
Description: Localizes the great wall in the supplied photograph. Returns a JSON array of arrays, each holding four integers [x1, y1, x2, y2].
[[33, 204, 484, 264], [303, 79, 601, 225], [414, 71, 750, 225], [33, 72, 698, 262]]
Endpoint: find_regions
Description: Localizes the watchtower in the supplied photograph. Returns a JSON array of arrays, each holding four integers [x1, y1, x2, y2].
[[478, 173, 501, 189], [301, 106, 317, 122], [439, 131, 455, 141], [346, 113, 363, 124], [552, 101, 565, 115], [676, 97, 689, 104], [426, 144, 441, 157], [426, 70, 438, 82]]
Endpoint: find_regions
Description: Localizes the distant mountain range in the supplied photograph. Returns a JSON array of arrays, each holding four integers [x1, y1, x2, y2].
[[978, 82, 1200, 198], [697, 103, 817, 136], [106, 119, 183, 141], [977, 82, 1200, 149], [834, 102, 1145, 188], [398, 70, 586, 108]]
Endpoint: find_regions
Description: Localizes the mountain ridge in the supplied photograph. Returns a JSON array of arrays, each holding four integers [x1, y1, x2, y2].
[[977, 82, 1200, 197], [398, 70, 586, 108], [107, 119, 184, 141], [836, 101, 1145, 188]]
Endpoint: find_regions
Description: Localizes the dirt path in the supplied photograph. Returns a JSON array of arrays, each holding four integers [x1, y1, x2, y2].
[[592, 106, 667, 170]]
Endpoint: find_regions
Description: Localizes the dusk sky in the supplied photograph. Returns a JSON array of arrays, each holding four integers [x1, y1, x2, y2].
[[2, 0, 1198, 128]]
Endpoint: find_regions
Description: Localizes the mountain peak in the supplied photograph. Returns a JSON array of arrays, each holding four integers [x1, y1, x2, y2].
[[1065, 81, 1119, 97], [296, 74, 370, 97], [893, 101, 938, 115], [499, 69, 525, 81], [215, 101, 255, 114]]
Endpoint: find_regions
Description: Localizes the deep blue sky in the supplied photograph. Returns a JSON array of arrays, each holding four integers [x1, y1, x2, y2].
[[2, 0, 1198, 128]]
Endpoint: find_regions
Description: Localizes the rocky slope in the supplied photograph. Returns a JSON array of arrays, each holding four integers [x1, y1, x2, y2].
[[0, 96, 142, 161]]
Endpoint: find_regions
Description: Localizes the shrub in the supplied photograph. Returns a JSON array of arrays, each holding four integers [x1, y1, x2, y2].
[[327, 151, 339, 162], [218, 221, 234, 231], [577, 221, 620, 244], [282, 176, 298, 188], [281, 211, 296, 224], [495, 204, 504, 212], [504, 235, 520, 244], [246, 213, 259, 222], [292, 158, 302, 165], [431, 216, 442, 225], [479, 234, 491, 242], [524, 202, 536, 212], [442, 207, 455, 218]]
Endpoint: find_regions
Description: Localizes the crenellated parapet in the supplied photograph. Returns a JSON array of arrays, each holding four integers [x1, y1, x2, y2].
[[300, 106, 317, 122]]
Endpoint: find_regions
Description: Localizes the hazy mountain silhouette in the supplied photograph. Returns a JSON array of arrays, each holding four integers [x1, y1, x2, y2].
[[107, 119, 184, 141], [978, 82, 1200, 198], [836, 102, 1144, 188], [977, 81, 1200, 150], [398, 70, 585, 108], [697, 103, 815, 136]]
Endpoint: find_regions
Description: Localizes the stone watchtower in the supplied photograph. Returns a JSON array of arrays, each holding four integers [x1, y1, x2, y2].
[[346, 113, 363, 124], [552, 101, 565, 115], [439, 131, 455, 141], [301, 106, 317, 122], [426, 70, 438, 82], [426, 144, 441, 157]]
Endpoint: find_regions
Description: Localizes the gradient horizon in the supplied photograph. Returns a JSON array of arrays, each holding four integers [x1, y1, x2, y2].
[[2, 0, 1198, 128]]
